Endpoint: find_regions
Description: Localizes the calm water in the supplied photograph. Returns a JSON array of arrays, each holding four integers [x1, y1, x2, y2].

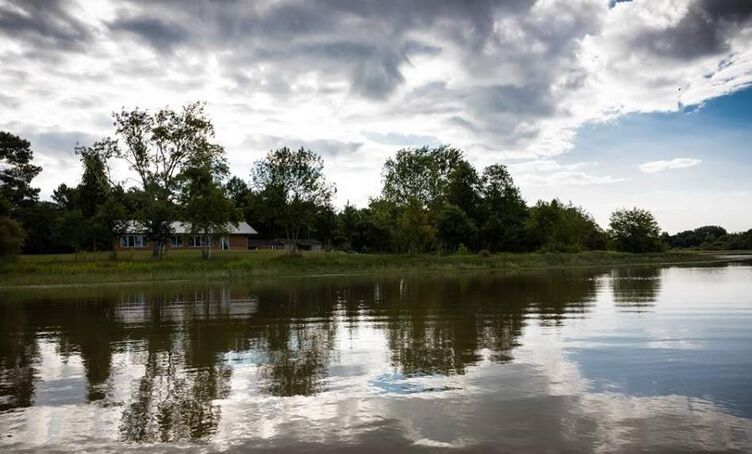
[[1, 262, 752, 452]]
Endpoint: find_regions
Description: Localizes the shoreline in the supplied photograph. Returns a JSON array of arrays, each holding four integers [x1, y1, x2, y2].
[[1, 250, 748, 290]]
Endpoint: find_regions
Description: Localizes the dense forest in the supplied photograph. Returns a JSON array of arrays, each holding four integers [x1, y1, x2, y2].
[[1, 102, 750, 258]]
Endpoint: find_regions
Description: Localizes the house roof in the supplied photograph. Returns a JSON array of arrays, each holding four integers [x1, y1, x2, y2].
[[124, 221, 257, 235]]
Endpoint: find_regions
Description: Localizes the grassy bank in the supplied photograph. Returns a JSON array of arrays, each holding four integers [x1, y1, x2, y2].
[[0, 249, 733, 288]]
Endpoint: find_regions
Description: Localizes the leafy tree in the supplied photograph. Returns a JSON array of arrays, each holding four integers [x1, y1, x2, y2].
[[435, 204, 478, 252], [251, 147, 334, 254], [443, 160, 482, 221], [243, 188, 285, 240], [480, 164, 528, 251], [527, 199, 606, 252], [0, 131, 41, 215], [0, 216, 25, 258], [104, 102, 226, 257], [74, 142, 125, 250], [225, 176, 250, 209], [76, 144, 112, 218], [397, 201, 435, 253], [608, 207, 663, 253], [335, 203, 360, 250], [311, 204, 338, 248], [364, 198, 400, 252], [90, 194, 128, 257], [15, 202, 61, 254], [52, 183, 80, 210], [180, 164, 241, 259], [664, 225, 728, 249], [51, 209, 87, 254], [351, 214, 392, 253], [382, 145, 464, 208]]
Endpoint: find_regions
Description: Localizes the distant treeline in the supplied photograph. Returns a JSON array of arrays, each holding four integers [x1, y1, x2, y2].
[[662, 226, 752, 251], [1, 102, 749, 258]]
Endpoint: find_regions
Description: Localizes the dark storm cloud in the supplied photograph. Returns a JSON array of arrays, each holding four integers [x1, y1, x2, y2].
[[0, 0, 90, 50], [3, 0, 751, 173], [110, 17, 190, 51], [101, 0, 537, 99], [630, 0, 752, 60]]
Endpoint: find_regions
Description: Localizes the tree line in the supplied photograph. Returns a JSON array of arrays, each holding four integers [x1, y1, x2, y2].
[[1, 102, 750, 258]]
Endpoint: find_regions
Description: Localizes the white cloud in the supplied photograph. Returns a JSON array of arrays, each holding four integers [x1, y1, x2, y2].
[[510, 160, 627, 186], [639, 158, 702, 174], [0, 0, 750, 204]]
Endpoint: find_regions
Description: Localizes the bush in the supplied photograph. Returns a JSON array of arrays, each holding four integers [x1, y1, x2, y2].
[[478, 249, 491, 258], [608, 207, 663, 253], [0, 216, 26, 258]]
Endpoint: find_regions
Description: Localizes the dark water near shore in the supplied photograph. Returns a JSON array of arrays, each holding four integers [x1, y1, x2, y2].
[[1, 263, 752, 452]]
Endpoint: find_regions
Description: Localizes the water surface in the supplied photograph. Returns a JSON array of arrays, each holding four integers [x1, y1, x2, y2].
[[1, 263, 752, 452]]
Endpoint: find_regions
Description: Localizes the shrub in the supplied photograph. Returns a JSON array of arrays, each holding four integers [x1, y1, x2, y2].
[[0, 216, 26, 258], [478, 249, 491, 258]]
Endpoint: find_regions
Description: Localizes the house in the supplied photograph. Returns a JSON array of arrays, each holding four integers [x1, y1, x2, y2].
[[248, 238, 323, 251], [116, 221, 258, 251]]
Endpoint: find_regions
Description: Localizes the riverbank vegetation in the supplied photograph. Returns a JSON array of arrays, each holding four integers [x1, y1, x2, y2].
[[0, 250, 724, 287], [2, 102, 750, 261]]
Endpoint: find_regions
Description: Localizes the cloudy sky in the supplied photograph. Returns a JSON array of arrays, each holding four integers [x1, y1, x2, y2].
[[1, 0, 751, 233]]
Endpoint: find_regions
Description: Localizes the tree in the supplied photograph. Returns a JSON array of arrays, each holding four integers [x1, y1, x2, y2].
[[382, 145, 464, 208], [480, 164, 528, 251], [251, 147, 334, 254], [225, 176, 250, 209], [180, 164, 241, 259], [0, 216, 25, 258], [75, 142, 121, 250], [443, 160, 482, 221], [526, 200, 606, 252], [435, 204, 478, 252], [0, 131, 41, 215], [105, 102, 226, 257], [664, 225, 728, 249], [397, 201, 435, 253], [608, 207, 663, 253]]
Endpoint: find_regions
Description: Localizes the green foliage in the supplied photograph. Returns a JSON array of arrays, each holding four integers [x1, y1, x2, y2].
[[435, 204, 478, 252], [109, 102, 226, 257], [251, 147, 335, 253], [225, 176, 250, 209], [480, 164, 528, 251], [663, 226, 752, 251], [397, 202, 435, 253], [0, 131, 41, 215], [0, 216, 25, 258], [180, 165, 242, 259], [382, 145, 465, 207], [526, 199, 607, 252], [609, 207, 663, 253]]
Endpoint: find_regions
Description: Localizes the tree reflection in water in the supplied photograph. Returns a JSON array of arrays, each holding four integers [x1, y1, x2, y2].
[[0, 269, 604, 441], [611, 267, 662, 313]]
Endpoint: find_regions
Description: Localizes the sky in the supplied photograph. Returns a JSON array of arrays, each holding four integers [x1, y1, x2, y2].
[[1, 0, 751, 233]]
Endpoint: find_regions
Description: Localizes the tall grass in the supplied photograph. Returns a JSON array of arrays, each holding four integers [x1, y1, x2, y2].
[[0, 249, 719, 287]]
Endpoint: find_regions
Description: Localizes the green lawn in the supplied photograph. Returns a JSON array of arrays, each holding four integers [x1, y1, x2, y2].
[[0, 249, 729, 288]]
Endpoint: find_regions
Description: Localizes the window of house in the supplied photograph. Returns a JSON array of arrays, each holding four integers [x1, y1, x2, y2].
[[170, 236, 183, 248], [120, 235, 145, 248], [188, 235, 211, 247]]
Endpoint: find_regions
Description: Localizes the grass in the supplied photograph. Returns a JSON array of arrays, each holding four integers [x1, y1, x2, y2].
[[0, 249, 733, 288]]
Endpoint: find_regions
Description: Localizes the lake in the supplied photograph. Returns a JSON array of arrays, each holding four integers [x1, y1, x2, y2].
[[1, 262, 752, 452]]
